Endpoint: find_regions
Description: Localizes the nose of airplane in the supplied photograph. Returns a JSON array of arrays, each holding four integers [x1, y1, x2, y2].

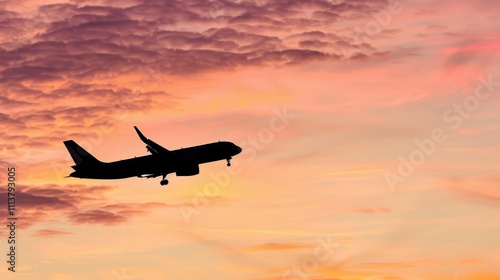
[[234, 145, 242, 155]]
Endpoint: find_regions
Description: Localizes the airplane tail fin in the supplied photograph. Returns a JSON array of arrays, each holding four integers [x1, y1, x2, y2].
[[63, 140, 102, 169]]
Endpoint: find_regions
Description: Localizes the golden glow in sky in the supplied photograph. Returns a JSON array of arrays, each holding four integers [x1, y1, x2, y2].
[[1, 0, 500, 279]]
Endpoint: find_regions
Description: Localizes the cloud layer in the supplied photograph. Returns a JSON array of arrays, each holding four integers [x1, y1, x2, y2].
[[1, 0, 500, 279]]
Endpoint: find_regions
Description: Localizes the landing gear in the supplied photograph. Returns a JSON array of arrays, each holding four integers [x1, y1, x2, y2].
[[160, 174, 168, 186], [226, 157, 231, 167]]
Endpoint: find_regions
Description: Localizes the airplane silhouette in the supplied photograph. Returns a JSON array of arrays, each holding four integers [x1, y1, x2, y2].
[[63, 126, 242, 186]]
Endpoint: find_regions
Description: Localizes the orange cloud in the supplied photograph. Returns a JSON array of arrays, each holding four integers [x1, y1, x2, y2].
[[355, 208, 391, 214], [244, 242, 315, 252], [31, 229, 73, 237]]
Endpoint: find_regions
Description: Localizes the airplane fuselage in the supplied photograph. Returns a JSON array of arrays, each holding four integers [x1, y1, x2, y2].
[[67, 140, 241, 182], [64, 126, 242, 185]]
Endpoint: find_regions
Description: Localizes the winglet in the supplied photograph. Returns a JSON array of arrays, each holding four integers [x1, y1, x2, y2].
[[134, 126, 148, 143]]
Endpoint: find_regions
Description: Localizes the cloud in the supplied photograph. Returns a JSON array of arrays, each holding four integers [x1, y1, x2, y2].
[[355, 207, 391, 214], [448, 176, 500, 207], [68, 202, 165, 225], [31, 229, 73, 237], [1, 0, 413, 161], [79, 197, 167, 226], [443, 40, 500, 71], [354, 259, 435, 270], [68, 209, 128, 225], [243, 242, 315, 252], [0, 183, 169, 233], [414, 9, 437, 16], [461, 272, 500, 279], [0, 0, 398, 86]]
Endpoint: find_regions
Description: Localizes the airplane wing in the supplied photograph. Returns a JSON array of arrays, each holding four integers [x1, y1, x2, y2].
[[134, 126, 178, 159]]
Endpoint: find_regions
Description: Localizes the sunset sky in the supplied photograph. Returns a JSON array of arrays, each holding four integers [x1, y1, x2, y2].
[[1, 0, 500, 279]]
